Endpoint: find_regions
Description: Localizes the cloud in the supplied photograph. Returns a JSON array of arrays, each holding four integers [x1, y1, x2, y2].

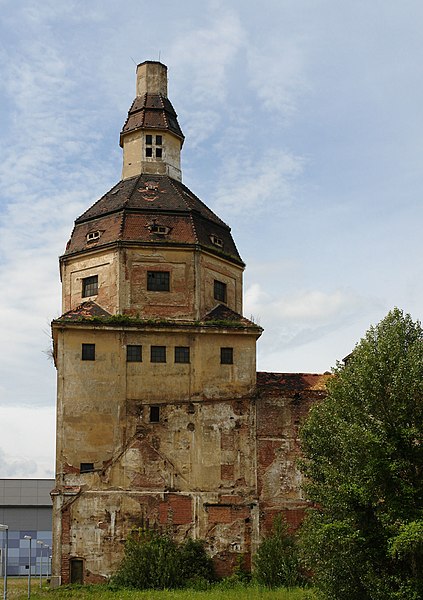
[[245, 282, 380, 359], [0, 406, 55, 478], [169, 6, 246, 147], [212, 149, 304, 217], [247, 35, 311, 120]]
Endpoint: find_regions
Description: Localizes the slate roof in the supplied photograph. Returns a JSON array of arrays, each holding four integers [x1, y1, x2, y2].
[[120, 93, 184, 145], [64, 174, 243, 265]]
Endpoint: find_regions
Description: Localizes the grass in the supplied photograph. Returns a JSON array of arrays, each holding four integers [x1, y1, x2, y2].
[[3, 578, 317, 600]]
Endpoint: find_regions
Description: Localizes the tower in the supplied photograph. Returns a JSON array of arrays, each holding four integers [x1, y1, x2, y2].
[[51, 62, 263, 585]]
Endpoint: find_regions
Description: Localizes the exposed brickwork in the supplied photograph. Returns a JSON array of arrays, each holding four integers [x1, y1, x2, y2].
[[159, 494, 192, 525], [221, 464, 235, 480]]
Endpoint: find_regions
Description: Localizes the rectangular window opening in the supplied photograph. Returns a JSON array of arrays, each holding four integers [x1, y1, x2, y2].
[[145, 147, 153, 157], [220, 347, 233, 364], [82, 275, 98, 298], [147, 271, 170, 291], [155, 148, 162, 158], [127, 345, 142, 362], [150, 405, 160, 423], [82, 343, 95, 361], [80, 463, 94, 473], [214, 279, 227, 303], [146, 134, 153, 145], [156, 135, 162, 145], [151, 346, 166, 363], [175, 346, 190, 363]]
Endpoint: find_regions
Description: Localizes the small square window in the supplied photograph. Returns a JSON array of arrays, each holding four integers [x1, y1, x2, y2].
[[82, 343, 95, 361], [214, 280, 227, 303], [175, 346, 190, 363], [82, 275, 98, 298], [220, 347, 233, 364], [150, 406, 160, 423], [156, 148, 162, 158], [146, 134, 152, 145], [147, 271, 170, 291], [146, 147, 153, 157], [156, 135, 162, 145], [151, 346, 166, 363], [127, 345, 142, 362], [80, 463, 94, 473]]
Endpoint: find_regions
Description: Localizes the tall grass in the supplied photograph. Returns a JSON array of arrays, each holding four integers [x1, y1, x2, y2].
[[4, 578, 317, 600]]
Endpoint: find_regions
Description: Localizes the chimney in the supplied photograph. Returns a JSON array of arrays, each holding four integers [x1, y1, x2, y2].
[[136, 61, 168, 97]]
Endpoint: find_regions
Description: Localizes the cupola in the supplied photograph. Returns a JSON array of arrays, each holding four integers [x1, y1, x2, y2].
[[120, 61, 185, 181]]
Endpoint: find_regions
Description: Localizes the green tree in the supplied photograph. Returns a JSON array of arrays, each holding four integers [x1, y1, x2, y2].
[[299, 309, 423, 600]]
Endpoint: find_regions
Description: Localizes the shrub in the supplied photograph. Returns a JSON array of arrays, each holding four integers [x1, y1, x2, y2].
[[112, 527, 215, 590], [254, 515, 304, 588]]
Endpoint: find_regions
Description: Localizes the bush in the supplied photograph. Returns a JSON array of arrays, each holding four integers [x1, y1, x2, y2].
[[112, 527, 215, 590], [254, 515, 304, 588]]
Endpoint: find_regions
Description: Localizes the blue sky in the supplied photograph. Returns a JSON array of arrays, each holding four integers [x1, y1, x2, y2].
[[0, 0, 422, 477]]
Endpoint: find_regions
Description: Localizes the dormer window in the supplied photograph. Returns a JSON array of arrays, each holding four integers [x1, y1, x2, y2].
[[86, 231, 101, 243], [147, 221, 170, 236], [210, 234, 223, 248]]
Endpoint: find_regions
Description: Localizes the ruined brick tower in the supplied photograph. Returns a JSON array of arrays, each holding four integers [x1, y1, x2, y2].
[[51, 62, 328, 585]]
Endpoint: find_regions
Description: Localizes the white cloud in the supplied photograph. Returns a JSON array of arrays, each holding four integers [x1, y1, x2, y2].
[[0, 406, 55, 478], [247, 35, 311, 120], [212, 149, 304, 217]]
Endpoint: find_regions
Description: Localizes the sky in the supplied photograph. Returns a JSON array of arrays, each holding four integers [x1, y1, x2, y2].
[[0, 0, 422, 478]]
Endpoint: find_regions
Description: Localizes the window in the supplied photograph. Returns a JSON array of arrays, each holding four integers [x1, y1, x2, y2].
[[210, 234, 223, 248], [150, 405, 160, 423], [82, 275, 98, 297], [146, 134, 153, 145], [151, 346, 166, 363], [155, 148, 162, 158], [214, 280, 227, 303], [145, 147, 153, 157], [147, 271, 170, 291], [80, 463, 94, 473], [86, 231, 101, 243], [156, 135, 162, 145], [82, 343, 95, 361], [220, 347, 233, 364], [175, 346, 190, 363], [127, 345, 142, 362]]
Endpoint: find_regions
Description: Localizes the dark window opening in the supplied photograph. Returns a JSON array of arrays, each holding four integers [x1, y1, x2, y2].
[[147, 271, 170, 291], [82, 343, 95, 361], [127, 345, 142, 362], [150, 405, 160, 422], [155, 148, 162, 158], [80, 463, 94, 473], [210, 234, 223, 248], [221, 347, 233, 364], [214, 280, 227, 303], [146, 147, 153, 157], [82, 275, 98, 297], [146, 134, 153, 145], [151, 346, 166, 363], [156, 135, 162, 145], [175, 346, 190, 363]]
